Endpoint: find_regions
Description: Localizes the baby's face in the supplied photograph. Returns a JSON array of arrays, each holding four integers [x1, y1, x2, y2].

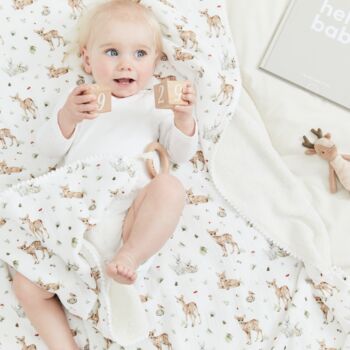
[[82, 19, 158, 98]]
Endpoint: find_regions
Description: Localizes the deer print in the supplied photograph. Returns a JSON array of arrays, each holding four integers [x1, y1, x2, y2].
[[148, 330, 173, 350], [35, 28, 65, 50], [159, 0, 174, 8], [186, 189, 209, 205], [0, 218, 6, 226], [37, 279, 60, 292], [217, 271, 241, 290], [12, 0, 34, 10], [154, 73, 177, 81], [61, 185, 85, 198], [0, 128, 19, 149], [88, 308, 99, 325], [305, 278, 336, 297], [175, 25, 198, 51], [267, 279, 292, 311], [0, 160, 23, 174], [174, 47, 194, 61], [200, 9, 225, 37], [302, 128, 350, 192], [11, 94, 38, 119], [140, 294, 151, 303], [217, 207, 226, 217], [80, 217, 96, 231], [214, 74, 234, 106], [190, 150, 207, 172], [15, 336, 37, 350], [68, 0, 84, 17], [313, 295, 335, 323], [235, 315, 263, 345], [207, 229, 240, 257], [176, 295, 201, 327], [19, 241, 52, 264], [104, 337, 113, 349], [46, 65, 70, 78], [318, 340, 337, 350], [89, 267, 101, 294], [21, 215, 49, 242]]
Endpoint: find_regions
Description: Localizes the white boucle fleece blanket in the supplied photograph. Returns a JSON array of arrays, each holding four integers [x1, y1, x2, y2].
[[215, 0, 350, 279]]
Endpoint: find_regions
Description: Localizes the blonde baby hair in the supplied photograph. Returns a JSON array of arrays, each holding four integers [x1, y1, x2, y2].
[[77, 0, 163, 56]]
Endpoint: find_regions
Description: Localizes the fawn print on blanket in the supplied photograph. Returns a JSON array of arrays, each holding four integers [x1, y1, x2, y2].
[[175, 25, 199, 51], [20, 215, 49, 242], [199, 9, 225, 38], [266, 279, 292, 311], [217, 271, 241, 290], [11, 94, 38, 120], [306, 278, 337, 297], [313, 296, 335, 324], [0, 161, 23, 175], [15, 336, 37, 350], [176, 295, 201, 327], [207, 229, 240, 256], [19, 241, 53, 264], [213, 74, 234, 106], [148, 330, 173, 350], [35, 28, 66, 50], [235, 315, 264, 345]]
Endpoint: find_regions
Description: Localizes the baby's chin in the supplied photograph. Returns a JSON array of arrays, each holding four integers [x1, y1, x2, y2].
[[112, 83, 149, 98]]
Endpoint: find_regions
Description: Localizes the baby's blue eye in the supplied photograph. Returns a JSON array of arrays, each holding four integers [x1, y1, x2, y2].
[[106, 49, 118, 57], [135, 49, 147, 58]]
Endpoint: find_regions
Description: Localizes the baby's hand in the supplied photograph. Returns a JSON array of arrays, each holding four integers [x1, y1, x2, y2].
[[173, 81, 196, 121], [59, 84, 99, 126]]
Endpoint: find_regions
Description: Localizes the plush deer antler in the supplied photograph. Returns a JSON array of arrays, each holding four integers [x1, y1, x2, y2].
[[302, 128, 350, 193], [302, 136, 314, 149], [310, 128, 323, 139]]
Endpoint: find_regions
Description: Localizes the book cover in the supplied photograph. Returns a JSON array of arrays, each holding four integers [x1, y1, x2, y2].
[[260, 0, 350, 110]]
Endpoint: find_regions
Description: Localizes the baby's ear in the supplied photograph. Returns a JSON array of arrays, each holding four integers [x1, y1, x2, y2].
[[81, 47, 92, 74]]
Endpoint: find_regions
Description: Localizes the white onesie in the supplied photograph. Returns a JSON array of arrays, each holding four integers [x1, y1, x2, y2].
[[36, 86, 198, 273]]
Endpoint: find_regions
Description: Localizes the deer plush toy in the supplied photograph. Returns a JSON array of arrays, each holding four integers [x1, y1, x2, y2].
[[302, 128, 350, 193]]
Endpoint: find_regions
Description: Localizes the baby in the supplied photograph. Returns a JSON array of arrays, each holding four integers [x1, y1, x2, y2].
[[12, 1, 198, 349]]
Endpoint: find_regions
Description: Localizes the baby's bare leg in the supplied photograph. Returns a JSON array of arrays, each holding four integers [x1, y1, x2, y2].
[[12, 272, 79, 350], [106, 174, 185, 284]]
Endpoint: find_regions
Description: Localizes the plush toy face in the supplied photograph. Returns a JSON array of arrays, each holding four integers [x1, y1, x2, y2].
[[314, 143, 337, 161]]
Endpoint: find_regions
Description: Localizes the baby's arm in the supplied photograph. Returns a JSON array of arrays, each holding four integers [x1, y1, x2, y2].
[[159, 81, 198, 163], [35, 85, 98, 161]]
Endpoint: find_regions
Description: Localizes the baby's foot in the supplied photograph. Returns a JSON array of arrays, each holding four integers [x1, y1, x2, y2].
[[106, 251, 138, 284]]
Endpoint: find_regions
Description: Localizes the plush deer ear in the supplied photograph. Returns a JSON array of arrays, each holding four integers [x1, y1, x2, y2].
[[305, 149, 316, 155], [324, 133, 331, 139]]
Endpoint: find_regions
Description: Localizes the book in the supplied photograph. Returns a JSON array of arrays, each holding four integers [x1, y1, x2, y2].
[[260, 0, 350, 110]]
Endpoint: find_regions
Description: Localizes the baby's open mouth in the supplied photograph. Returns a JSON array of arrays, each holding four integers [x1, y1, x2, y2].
[[114, 78, 135, 84]]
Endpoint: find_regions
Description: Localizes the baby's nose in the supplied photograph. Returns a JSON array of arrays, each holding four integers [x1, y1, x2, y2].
[[117, 58, 132, 71]]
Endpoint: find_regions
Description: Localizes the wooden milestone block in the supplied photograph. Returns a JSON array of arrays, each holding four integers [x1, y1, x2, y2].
[[87, 84, 111, 113], [154, 80, 188, 109]]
